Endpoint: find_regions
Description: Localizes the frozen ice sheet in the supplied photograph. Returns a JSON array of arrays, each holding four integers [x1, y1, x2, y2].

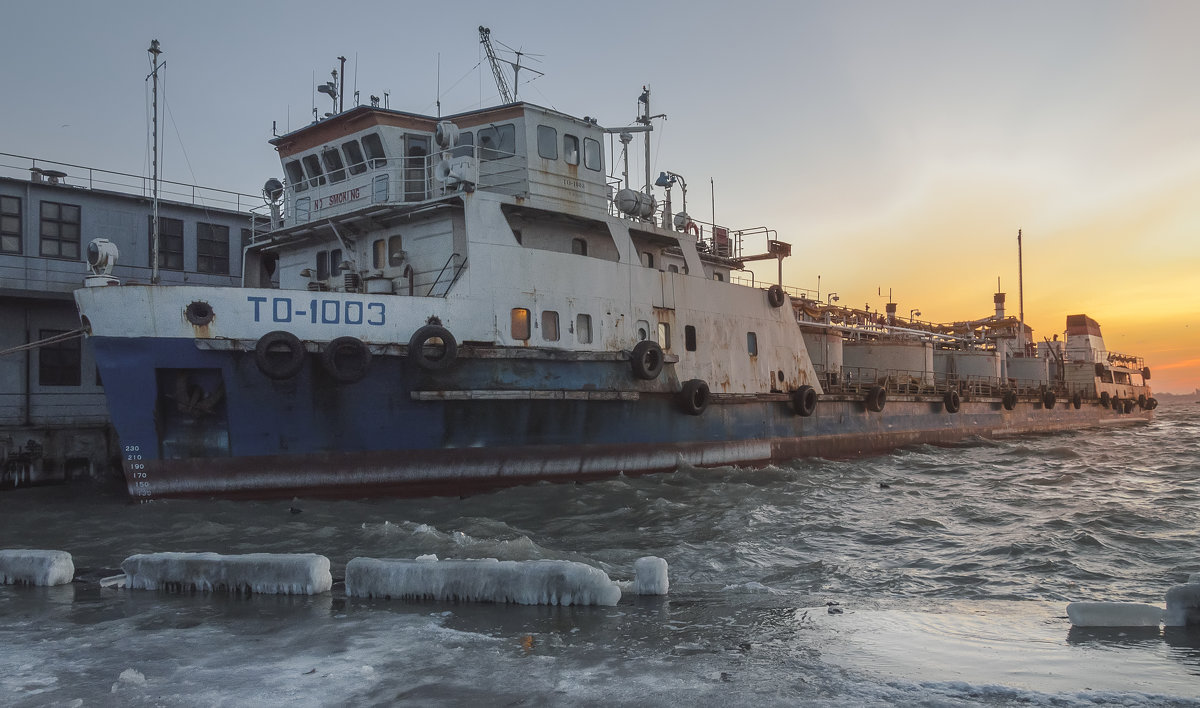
[[345, 557, 621, 606], [120, 552, 331, 595], [1066, 601, 1164, 627], [0, 549, 74, 586]]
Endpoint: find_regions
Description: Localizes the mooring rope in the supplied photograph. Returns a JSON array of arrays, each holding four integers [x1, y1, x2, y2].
[[0, 328, 87, 357]]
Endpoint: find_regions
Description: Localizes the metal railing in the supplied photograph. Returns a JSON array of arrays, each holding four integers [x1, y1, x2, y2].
[[818, 365, 1095, 400]]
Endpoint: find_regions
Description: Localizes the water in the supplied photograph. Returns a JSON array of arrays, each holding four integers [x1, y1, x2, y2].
[[2, 402, 1199, 706]]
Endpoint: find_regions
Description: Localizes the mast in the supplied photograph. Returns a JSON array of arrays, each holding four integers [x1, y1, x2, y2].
[[1017, 229, 1025, 355], [147, 39, 164, 285], [638, 88, 651, 196]]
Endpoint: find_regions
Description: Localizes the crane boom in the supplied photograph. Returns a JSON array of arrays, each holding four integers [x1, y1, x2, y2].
[[478, 26, 513, 104]]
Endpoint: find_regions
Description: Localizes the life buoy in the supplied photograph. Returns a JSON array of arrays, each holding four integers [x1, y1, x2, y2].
[[767, 284, 787, 308], [1100, 391, 1111, 408], [685, 221, 700, 237], [865, 385, 886, 413], [943, 390, 961, 414], [630, 340, 664, 380], [678, 379, 710, 415], [1072, 392, 1082, 409], [792, 385, 817, 417], [1043, 391, 1056, 409], [255, 330, 306, 380], [1002, 390, 1017, 411], [408, 325, 458, 370], [321, 336, 371, 384]]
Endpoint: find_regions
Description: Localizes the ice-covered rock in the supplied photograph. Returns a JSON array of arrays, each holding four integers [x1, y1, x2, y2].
[[1165, 583, 1200, 627], [120, 552, 331, 595], [0, 549, 74, 586], [1065, 601, 1164, 627], [344, 557, 621, 606], [632, 556, 669, 595]]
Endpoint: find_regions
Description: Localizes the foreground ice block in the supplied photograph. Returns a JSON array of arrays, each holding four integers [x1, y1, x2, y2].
[[632, 556, 669, 595], [1165, 584, 1200, 627], [1066, 601, 1164, 627], [120, 552, 332, 595], [0, 549, 74, 586], [345, 557, 622, 606]]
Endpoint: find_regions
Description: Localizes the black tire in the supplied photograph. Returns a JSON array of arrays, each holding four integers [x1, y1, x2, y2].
[[1137, 394, 1147, 409], [1099, 391, 1110, 408], [678, 379, 710, 416], [865, 385, 886, 413], [1072, 392, 1082, 409], [1124, 400, 1134, 414], [1111, 397, 1122, 413], [1147, 397, 1158, 410], [1142, 367, 1151, 381], [943, 390, 961, 414], [792, 385, 817, 417], [1043, 391, 1056, 409], [630, 340, 664, 380], [1094, 362, 1105, 377], [408, 325, 458, 371], [767, 284, 787, 308], [321, 336, 371, 384], [1002, 390, 1017, 411], [254, 330, 306, 380]]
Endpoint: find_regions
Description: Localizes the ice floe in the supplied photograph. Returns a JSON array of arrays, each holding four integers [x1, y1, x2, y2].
[[344, 557, 621, 606], [1065, 601, 1164, 627], [0, 549, 74, 586], [632, 556, 669, 595], [1164, 582, 1200, 627], [118, 552, 331, 595]]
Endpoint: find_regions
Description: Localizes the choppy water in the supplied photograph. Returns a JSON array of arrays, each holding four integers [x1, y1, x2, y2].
[[2, 402, 1199, 706]]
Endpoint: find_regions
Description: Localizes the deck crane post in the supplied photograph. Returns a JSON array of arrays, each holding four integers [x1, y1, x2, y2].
[[479, 26, 513, 104]]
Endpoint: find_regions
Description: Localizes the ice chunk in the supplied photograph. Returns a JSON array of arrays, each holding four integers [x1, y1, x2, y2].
[[1165, 583, 1200, 627], [1065, 601, 1163, 627], [632, 556, 669, 595], [1189, 573, 1200, 584], [344, 557, 621, 606], [0, 549, 74, 586], [120, 552, 331, 595]]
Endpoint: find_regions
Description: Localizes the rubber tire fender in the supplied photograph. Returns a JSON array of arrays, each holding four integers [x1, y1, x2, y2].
[[1094, 362, 1105, 377], [1111, 397, 1122, 413], [1100, 391, 1111, 408], [1002, 390, 1017, 411], [1147, 397, 1158, 410], [1072, 392, 1082, 410], [321, 336, 372, 384], [678, 379, 710, 416], [254, 330, 306, 380], [1043, 391, 1057, 410], [865, 385, 887, 413], [630, 340, 664, 380], [943, 390, 961, 414], [408, 325, 458, 371], [767, 284, 787, 308], [1137, 393, 1147, 409], [1142, 367, 1151, 381], [792, 385, 817, 417]]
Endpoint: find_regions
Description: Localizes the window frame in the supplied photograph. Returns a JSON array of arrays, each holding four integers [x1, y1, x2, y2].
[[685, 325, 697, 352], [149, 215, 184, 271], [747, 332, 758, 357], [576, 314, 592, 344], [537, 125, 558, 160], [571, 238, 588, 256], [342, 140, 368, 175], [322, 147, 347, 182], [196, 222, 230, 275], [511, 308, 531, 341], [285, 160, 308, 192], [301, 154, 326, 187], [361, 133, 387, 167], [39, 201, 81, 260], [1, 195, 21, 254], [541, 310, 560, 342], [584, 137, 602, 171], [38, 329, 81, 387], [563, 134, 580, 166]]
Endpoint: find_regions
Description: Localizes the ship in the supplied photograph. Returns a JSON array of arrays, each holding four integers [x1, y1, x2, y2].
[[73, 59, 1155, 501]]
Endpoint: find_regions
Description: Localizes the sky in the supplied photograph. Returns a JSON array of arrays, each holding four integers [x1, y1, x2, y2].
[[4, 0, 1198, 393]]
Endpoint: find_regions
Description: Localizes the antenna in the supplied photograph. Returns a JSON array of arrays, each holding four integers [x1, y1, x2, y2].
[[479, 26, 513, 103], [436, 53, 441, 117], [146, 39, 164, 285]]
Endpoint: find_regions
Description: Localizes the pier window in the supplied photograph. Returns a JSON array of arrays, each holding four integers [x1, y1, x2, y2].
[[685, 325, 697, 352], [301, 155, 325, 187], [541, 310, 560, 342], [478, 124, 515, 161], [343, 140, 368, 175], [537, 125, 558, 160], [322, 148, 347, 183], [38, 329, 81, 386], [576, 314, 592, 344], [362, 133, 387, 167], [285, 160, 307, 192], [571, 238, 588, 256], [584, 138, 602, 171], [388, 236, 405, 266], [1, 195, 20, 253], [148, 216, 183, 271], [563, 134, 579, 165], [39, 201, 81, 260], [196, 222, 229, 274], [747, 332, 758, 357], [511, 308, 531, 341]]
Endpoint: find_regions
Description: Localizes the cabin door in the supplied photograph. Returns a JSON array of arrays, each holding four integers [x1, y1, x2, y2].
[[404, 135, 430, 201]]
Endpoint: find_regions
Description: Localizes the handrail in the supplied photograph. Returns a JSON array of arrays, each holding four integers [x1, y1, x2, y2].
[[426, 252, 464, 297]]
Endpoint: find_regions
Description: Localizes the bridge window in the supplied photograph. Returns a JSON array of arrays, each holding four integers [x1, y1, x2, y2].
[[563, 134, 579, 166], [511, 308, 531, 341], [541, 310, 560, 341], [38, 329, 80, 386], [147, 215, 182, 270], [1, 195, 20, 254], [658, 322, 671, 350], [329, 248, 343, 278], [642, 252, 654, 268], [372, 239, 385, 269], [537, 125, 558, 160], [362, 133, 387, 167], [388, 236, 405, 266], [316, 251, 329, 281], [571, 238, 587, 256], [196, 222, 229, 274], [576, 314, 592, 344], [584, 137, 602, 171], [322, 148, 346, 183], [685, 325, 697, 352], [301, 155, 325, 187], [342, 140, 367, 175], [478, 124, 515, 161], [747, 332, 758, 356], [40, 201, 81, 260], [285, 160, 307, 192]]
